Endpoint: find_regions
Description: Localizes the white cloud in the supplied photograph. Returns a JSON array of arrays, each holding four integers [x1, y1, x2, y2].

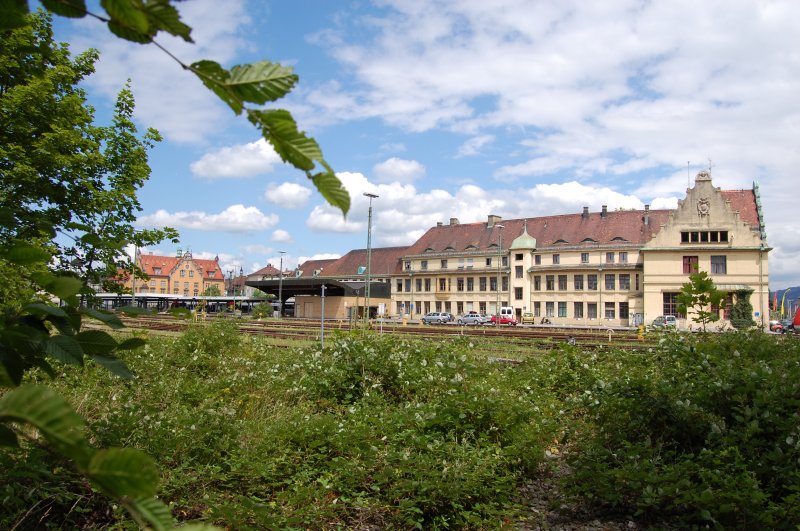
[[191, 139, 282, 178], [372, 157, 426, 183], [272, 229, 292, 243], [138, 205, 278, 233], [264, 182, 313, 208], [456, 135, 494, 158], [67, 0, 251, 144]]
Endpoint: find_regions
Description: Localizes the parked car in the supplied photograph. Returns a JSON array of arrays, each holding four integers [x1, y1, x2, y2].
[[421, 312, 454, 324], [490, 314, 517, 326], [780, 318, 794, 333], [457, 312, 487, 325], [521, 312, 536, 324], [769, 320, 784, 332], [651, 315, 677, 328]]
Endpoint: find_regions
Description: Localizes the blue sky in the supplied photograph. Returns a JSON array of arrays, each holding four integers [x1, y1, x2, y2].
[[50, 0, 800, 287]]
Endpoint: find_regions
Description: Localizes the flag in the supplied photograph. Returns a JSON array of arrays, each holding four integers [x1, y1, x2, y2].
[[773, 291, 778, 311]]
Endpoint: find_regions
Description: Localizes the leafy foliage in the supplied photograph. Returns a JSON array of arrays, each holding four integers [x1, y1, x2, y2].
[[677, 271, 726, 331], [2, 0, 350, 215], [730, 288, 757, 329]]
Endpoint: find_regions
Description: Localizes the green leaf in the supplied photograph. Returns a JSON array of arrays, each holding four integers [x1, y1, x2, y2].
[[5, 242, 51, 265], [46, 335, 85, 366], [312, 170, 351, 217], [42, 275, 84, 300], [23, 302, 68, 319], [76, 330, 118, 355], [129, 496, 174, 531], [143, 0, 192, 42], [250, 109, 318, 170], [0, 385, 91, 466], [0, 360, 19, 388], [101, 0, 149, 40], [88, 447, 159, 498], [190, 60, 241, 114], [117, 337, 146, 350], [0, 0, 29, 30], [0, 424, 19, 447], [79, 232, 104, 246], [90, 354, 134, 379], [41, 0, 86, 18], [82, 307, 125, 329], [227, 61, 298, 104]]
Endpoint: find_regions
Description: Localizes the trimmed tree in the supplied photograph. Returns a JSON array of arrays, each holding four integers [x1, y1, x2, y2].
[[677, 271, 726, 332], [730, 288, 757, 329]]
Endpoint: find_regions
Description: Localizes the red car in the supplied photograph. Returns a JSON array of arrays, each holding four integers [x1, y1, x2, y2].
[[490, 315, 517, 326]]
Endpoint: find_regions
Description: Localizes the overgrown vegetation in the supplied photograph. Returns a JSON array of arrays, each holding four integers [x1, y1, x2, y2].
[[4, 324, 798, 529]]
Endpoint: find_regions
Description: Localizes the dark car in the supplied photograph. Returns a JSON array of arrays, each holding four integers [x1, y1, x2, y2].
[[780, 318, 794, 333]]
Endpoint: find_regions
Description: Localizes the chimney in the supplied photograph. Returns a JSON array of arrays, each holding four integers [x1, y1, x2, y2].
[[601, 205, 608, 218], [449, 217, 460, 226], [644, 204, 650, 226], [437, 221, 443, 227], [582, 206, 589, 219], [487, 214, 502, 228]]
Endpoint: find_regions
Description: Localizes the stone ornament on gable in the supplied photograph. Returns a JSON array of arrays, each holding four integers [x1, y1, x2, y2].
[[697, 198, 710, 217]]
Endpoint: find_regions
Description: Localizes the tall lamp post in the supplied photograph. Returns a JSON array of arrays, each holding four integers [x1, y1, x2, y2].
[[238, 266, 243, 311], [363, 192, 379, 324], [495, 224, 505, 324], [277, 251, 285, 317], [227, 269, 234, 312]]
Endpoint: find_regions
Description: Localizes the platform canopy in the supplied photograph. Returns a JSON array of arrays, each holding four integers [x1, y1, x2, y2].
[[245, 278, 390, 299]]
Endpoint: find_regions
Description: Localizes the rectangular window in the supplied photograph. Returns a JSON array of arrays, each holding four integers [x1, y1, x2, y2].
[[457, 277, 464, 291], [619, 251, 628, 263], [479, 277, 487, 291], [588, 274, 598, 290], [683, 256, 699, 274], [605, 302, 615, 319], [515, 253, 523, 261], [490, 277, 497, 291], [466, 277, 474, 291], [546, 275, 555, 290], [189, 270, 194, 277], [458, 258, 465, 269], [180, 270, 185, 277], [619, 274, 630, 290], [396, 280, 403, 292], [501, 256, 508, 267], [581, 252, 589, 264], [635, 273, 640, 291], [440, 259, 448, 269], [466, 257, 474, 269], [424, 278, 431, 292], [405, 260, 411, 271], [439, 278, 447, 291], [587, 303, 597, 319], [415, 278, 422, 292], [546, 302, 554, 317], [558, 275, 567, 290], [486, 257, 492, 267], [421, 260, 428, 270], [501, 276, 508, 291], [574, 274, 584, 290], [404, 279, 411, 292], [535, 254, 541, 265], [573, 302, 584, 318], [456, 302, 463, 315], [534, 301, 541, 317], [479, 302, 486, 314], [552, 254, 560, 265], [515, 265, 523, 279], [606, 252, 615, 263], [534, 275, 541, 291], [711, 255, 727, 275], [605, 274, 615, 290], [619, 302, 630, 319], [558, 301, 567, 317], [663, 292, 681, 317], [514, 287, 523, 300]]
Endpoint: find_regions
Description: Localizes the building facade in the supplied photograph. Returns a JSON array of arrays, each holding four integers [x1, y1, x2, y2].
[[391, 172, 769, 328], [119, 249, 226, 297]]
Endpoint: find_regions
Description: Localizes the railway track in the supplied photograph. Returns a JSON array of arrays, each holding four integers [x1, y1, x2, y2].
[[110, 313, 655, 351]]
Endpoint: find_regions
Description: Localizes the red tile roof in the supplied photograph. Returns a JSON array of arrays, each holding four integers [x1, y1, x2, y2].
[[720, 190, 760, 229], [251, 264, 281, 277], [320, 247, 408, 277], [137, 253, 224, 280], [404, 209, 673, 255], [296, 259, 339, 278]]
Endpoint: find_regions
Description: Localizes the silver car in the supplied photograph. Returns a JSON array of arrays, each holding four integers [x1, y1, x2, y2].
[[457, 312, 487, 325], [421, 312, 453, 324]]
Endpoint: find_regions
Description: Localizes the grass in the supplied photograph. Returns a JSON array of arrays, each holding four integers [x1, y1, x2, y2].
[[3, 323, 799, 529]]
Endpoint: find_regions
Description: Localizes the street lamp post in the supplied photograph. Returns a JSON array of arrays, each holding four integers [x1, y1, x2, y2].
[[238, 266, 243, 311], [363, 192, 379, 324], [277, 251, 286, 318], [227, 269, 234, 313], [495, 224, 505, 325]]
